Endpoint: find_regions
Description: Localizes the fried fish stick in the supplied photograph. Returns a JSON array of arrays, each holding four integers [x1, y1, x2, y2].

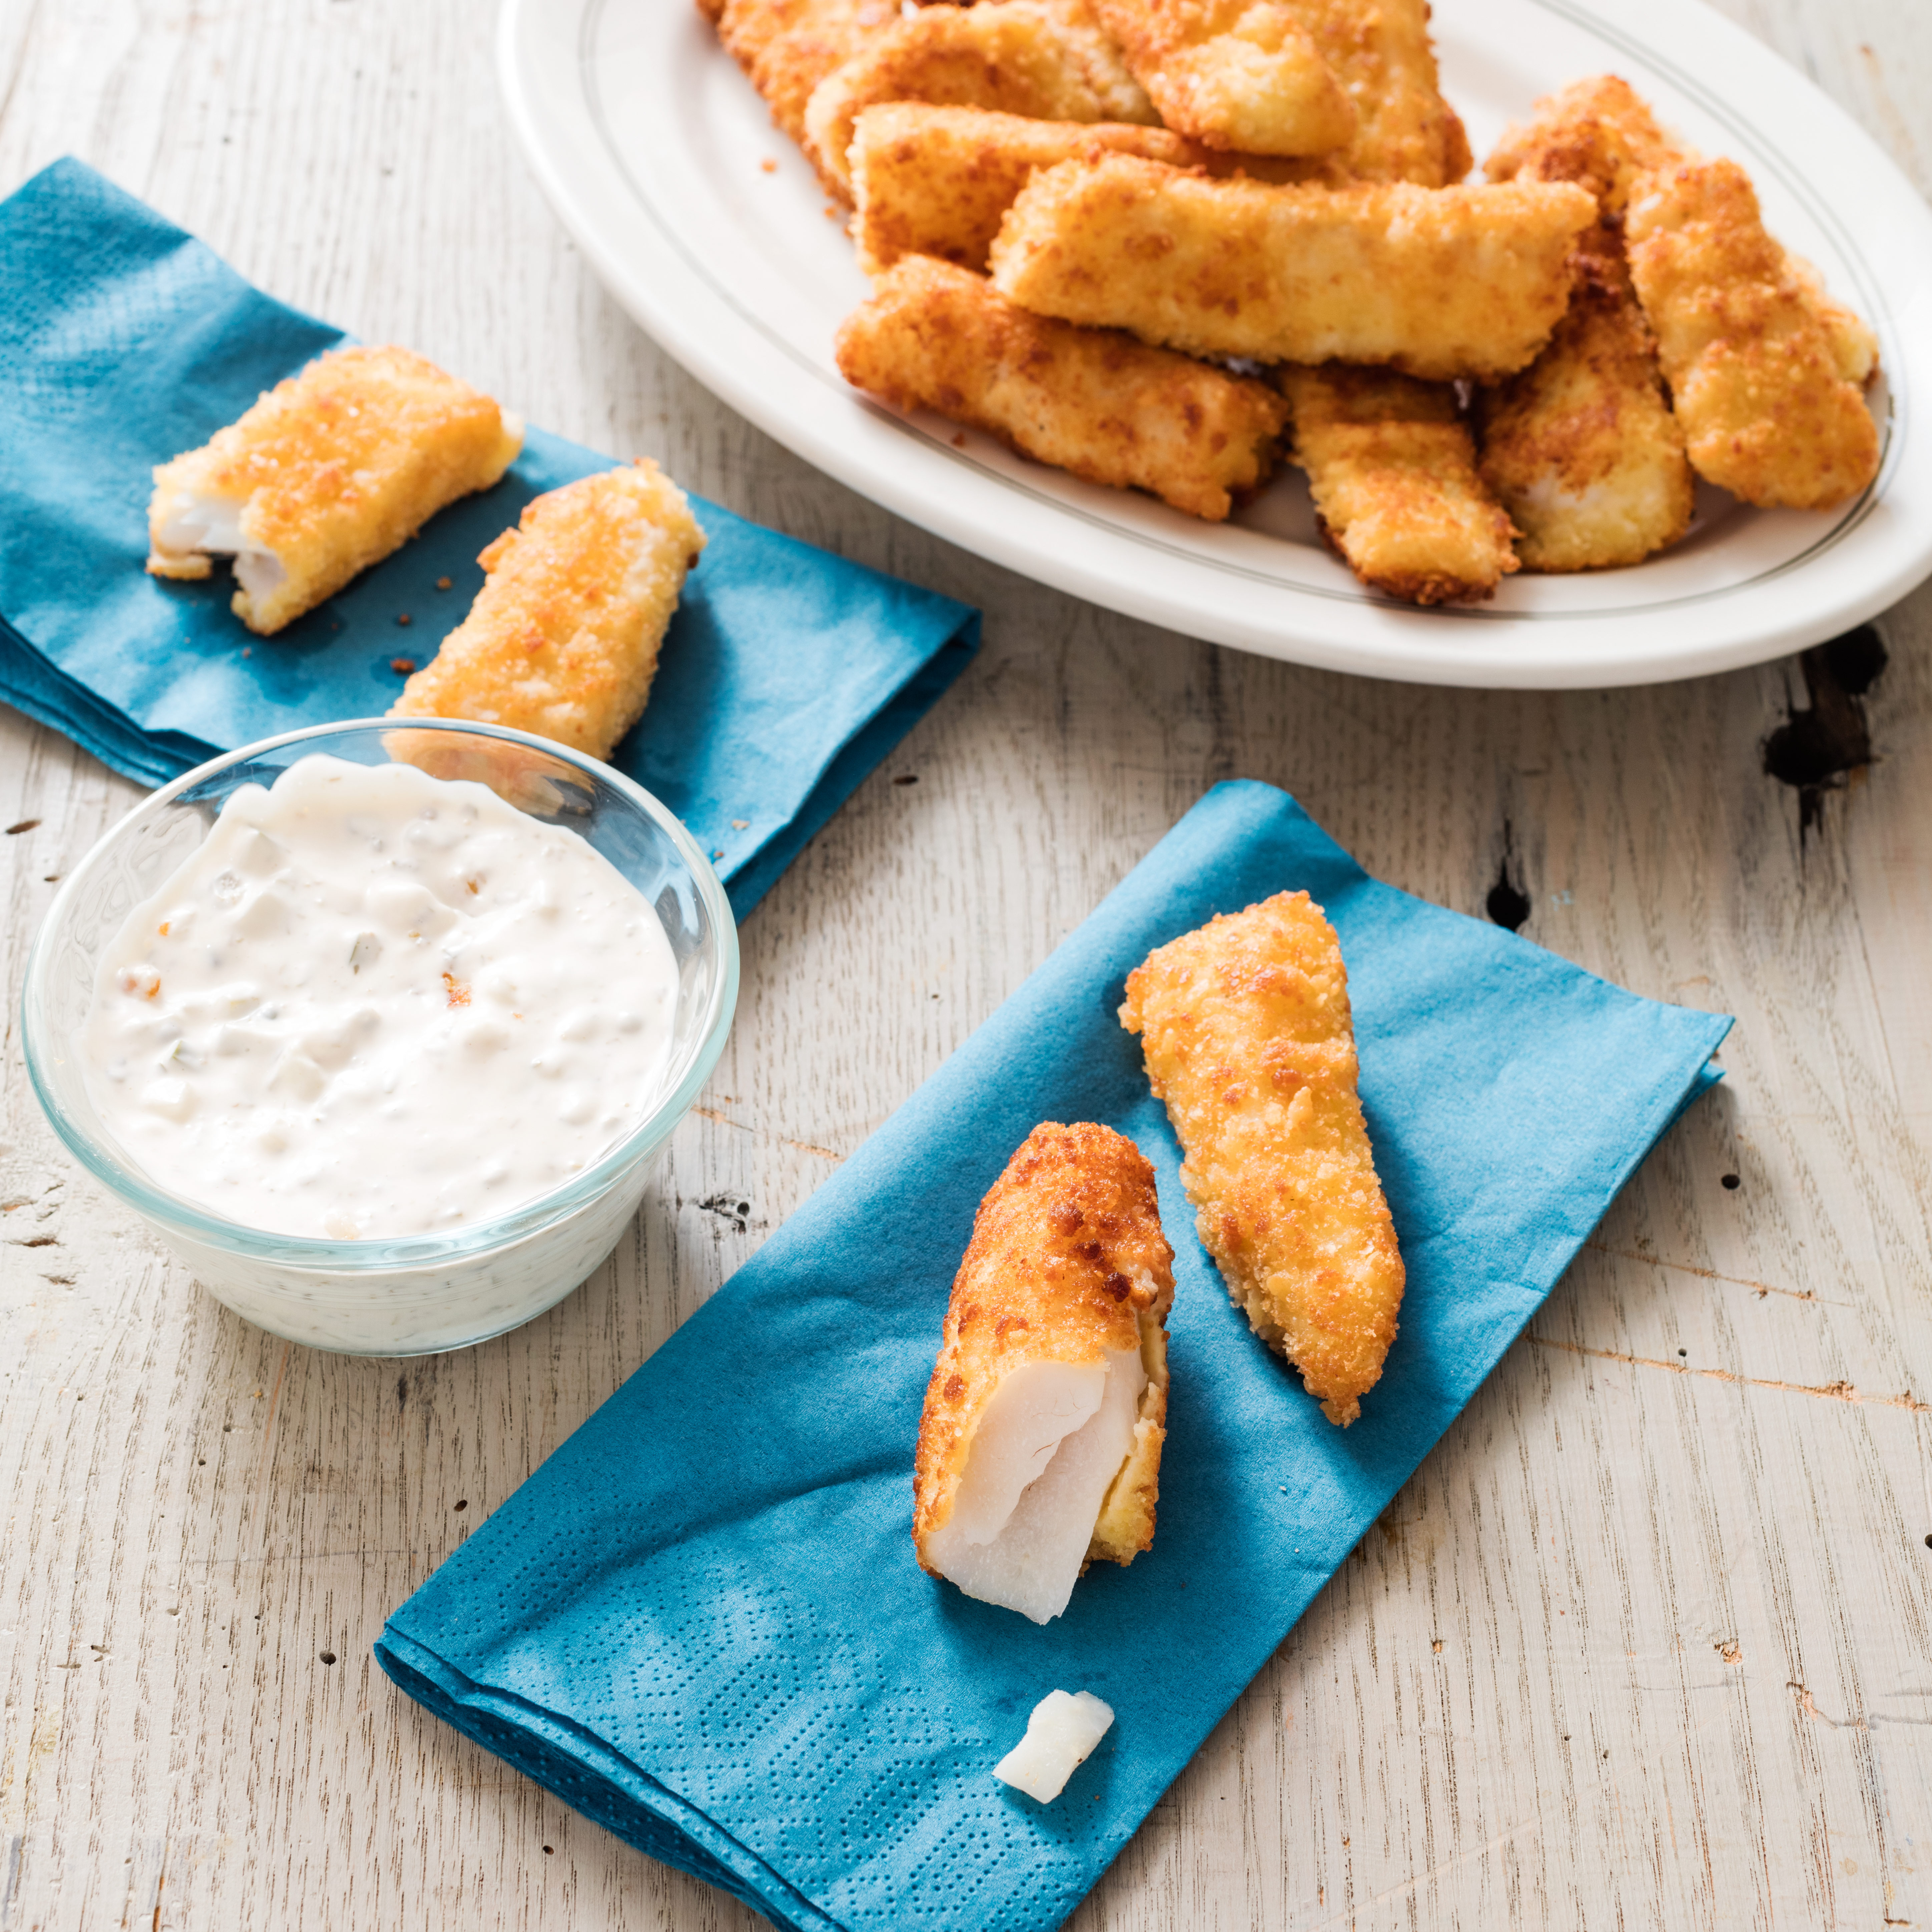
[[1283, 366, 1517, 603], [1783, 252, 1879, 389], [914, 1122, 1175, 1623], [803, 0, 1157, 199], [1489, 73, 1876, 397], [1625, 159, 1879, 510], [988, 158, 1596, 380], [146, 346, 523, 637], [1485, 73, 1685, 215], [1294, 0, 1470, 186], [389, 462, 704, 762], [718, 0, 897, 145], [835, 256, 1287, 519], [1121, 892, 1402, 1426], [1474, 76, 1694, 569], [850, 102, 1332, 274], [1088, 0, 1355, 157], [1475, 252, 1694, 571]]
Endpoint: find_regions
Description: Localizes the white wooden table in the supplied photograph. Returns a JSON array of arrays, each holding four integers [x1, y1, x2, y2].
[[3, 4, 1929, 1926]]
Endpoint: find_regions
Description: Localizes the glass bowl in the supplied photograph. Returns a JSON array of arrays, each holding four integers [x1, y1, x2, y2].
[[21, 719, 739, 1356]]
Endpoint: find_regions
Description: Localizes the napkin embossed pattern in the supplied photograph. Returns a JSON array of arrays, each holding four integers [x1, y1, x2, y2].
[[377, 781, 1732, 1932], [0, 158, 979, 918]]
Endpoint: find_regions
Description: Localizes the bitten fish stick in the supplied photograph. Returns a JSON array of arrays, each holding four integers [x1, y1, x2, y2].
[[389, 462, 704, 762], [146, 345, 523, 637], [988, 157, 1597, 380], [1121, 892, 1404, 1426], [1283, 366, 1518, 605], [835, 256, 1288, 520], [1475, 76, 1694, 570], [914, 1122, 1175, 1625], [1088, 0, 1355, 157], [1626, 159, 1880, 511], [803, 0, 1156, 199], [850, 103, 1331, 276]]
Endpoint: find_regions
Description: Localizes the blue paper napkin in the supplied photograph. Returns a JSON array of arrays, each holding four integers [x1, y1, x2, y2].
[[0, 159, 978, 919], [375, 780, 1732, 1932]]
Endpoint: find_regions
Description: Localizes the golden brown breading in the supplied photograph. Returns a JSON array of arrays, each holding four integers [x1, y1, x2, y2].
[[1087, 0, 1355, 157], [1475, 251, 1694, 571], [694, 0, 727, 23], [1625, 159, 1880, 510], [718, 0, 898, 145], [146, 346, 523, 637], [1787, 253, 1880, 387], [1489, 76, 1878, 513], [1486, 69, 1878, 396], [1121, 892, 1403, 1426], [802, 0, 1157, 199], [988, 157, 1596, 380], [913, 1122, 1175, 1585], [835, 256, 1287, 519], [854, 106, 1197, 275], [1473, 76, 1694, 570], [1283, 366, 1517, 604], [389, 462, 704, 762], [1485, 73, 1685, 215], [1292, 0, 1470, 186], [850, 102, 1331, 275]]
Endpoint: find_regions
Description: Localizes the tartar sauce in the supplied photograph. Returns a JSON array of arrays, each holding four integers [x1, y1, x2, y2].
[[82, 754, 680, 1240]]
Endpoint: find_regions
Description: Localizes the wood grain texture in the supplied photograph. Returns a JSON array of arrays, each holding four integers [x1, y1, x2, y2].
[[2, 1, 1930, 1926]]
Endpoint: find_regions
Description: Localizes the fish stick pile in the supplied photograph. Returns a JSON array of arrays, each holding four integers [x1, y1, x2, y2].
[[709, 0, 1881, 606]]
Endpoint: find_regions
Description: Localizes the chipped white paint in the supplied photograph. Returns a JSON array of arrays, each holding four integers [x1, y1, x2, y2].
[[2, 0, 1930, 1926]]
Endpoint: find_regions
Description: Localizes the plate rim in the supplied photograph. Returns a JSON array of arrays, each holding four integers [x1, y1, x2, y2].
[[497, 0, 1932, 689]]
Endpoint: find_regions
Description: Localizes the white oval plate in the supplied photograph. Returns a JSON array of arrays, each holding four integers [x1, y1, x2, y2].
[[498, 0, 1932, 688]]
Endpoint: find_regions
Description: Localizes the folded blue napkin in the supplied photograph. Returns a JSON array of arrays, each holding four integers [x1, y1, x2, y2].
[[0, 159, 978, 919], [376, 779, 1731, 1932]]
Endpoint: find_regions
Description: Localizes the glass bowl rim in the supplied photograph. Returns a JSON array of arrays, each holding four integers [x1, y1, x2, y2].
[[21, 716, 740, 1272]]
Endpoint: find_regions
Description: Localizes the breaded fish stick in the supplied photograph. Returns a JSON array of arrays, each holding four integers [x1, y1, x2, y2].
[[850, 102, 1331, 275], [1121, 892, 1403, 1426], [914, 1122, 1174, 1624], [1488, 72, 1875, 393], [1088, 0, 1355, 157], [389, 462, 704, 762], [1485, 73, 1684, 216], [1474, 77, 1694, 570], [718, 0, 896, 145], [1784, 255, 1879, 389], [1283, 367, 1517, 604], [1475, 250, 1694, 571], [1293, 0, 1469, 186], [146, 346, 523, 637], [1626, 159, 1879, 510], [803, 0, 1157, 199], [835, 256, 1288, 519], [988, 158, 1597, 380]]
